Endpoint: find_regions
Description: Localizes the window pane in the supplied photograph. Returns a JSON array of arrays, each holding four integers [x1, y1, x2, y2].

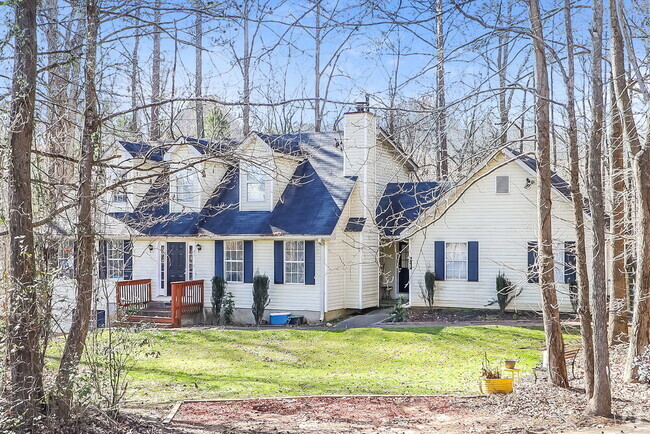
[[247, 183, 265, 201]]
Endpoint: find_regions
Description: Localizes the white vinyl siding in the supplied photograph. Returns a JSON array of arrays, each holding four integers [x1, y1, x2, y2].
[[445, 242, 467, 280], [225, 240, 244, 283], [285, 241, 305, 284], [409, 152, 588, 313]]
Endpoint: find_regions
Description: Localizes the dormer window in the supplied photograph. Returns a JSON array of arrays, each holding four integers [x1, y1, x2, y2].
[[246, 166, 267, 202], [109, 169, 129, 204], [176, 168, 195, 207]]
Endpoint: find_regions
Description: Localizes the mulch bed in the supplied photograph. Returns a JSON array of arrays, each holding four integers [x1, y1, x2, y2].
[[166, 346, 650, 433], [405, 308, 575, 324]]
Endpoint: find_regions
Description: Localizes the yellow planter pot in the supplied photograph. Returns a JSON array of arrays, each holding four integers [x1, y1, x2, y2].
[[480, 377, 514, 394]]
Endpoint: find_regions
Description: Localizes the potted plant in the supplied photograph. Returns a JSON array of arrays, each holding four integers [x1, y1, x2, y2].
[[480, 355, 513, 394]]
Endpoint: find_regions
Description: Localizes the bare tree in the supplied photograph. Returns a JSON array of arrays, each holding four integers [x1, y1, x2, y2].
[[129, 7, 141, 134], [53, 0, 100, 417], [150, 0, 162, 140], [608, 79, 628, 345], [436, 0, 448, 179], [610, 0, 650, 383], [586, 0, 612, 416], [528, 0, 568, 388], [563, 0, 594, 397], [5, 0, 44, 423], [195, 0, 204, 137]]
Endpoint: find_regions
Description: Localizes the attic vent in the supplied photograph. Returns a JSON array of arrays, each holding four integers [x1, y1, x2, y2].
[[495, 175, 510, 194]]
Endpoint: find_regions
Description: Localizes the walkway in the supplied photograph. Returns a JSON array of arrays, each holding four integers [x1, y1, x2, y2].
[[333, 308, 392, 329]]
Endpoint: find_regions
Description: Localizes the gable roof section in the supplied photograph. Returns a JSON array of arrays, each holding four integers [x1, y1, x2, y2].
[[199, 161, 352, 236], [505, 148, 572, 200], [184, 136, 240, 155], [109, 131, 360, 237], [376, 182, 447, 236], [110, 173, 200, 236], [118, 141, 166, 162]]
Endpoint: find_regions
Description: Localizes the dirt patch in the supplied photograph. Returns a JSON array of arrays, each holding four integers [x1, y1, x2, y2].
[[166, 346, 650, 433], [171, 395, 488, 433]]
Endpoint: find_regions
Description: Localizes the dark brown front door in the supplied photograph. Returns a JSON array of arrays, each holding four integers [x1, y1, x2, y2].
[[167, 242, 186, 296]]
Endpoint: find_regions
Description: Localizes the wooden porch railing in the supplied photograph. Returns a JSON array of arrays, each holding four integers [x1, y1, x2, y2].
[[116, 279, 152, 315], [171, 280, 204, 327]]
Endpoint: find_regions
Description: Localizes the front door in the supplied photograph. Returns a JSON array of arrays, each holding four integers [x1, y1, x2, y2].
[[398, 242, 410, 295], [167, 242, 186, 296]]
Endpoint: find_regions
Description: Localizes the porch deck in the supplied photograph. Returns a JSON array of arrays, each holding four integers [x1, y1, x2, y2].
[[117, 279, 204, 327]]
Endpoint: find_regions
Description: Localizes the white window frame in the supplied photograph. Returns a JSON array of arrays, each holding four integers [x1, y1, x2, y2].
[[107, 240, 125, 279], [495, 175, 510, 194], [284, 240, 305, 284], [110, 169, 129, 203], [246, 165, 267, 203], [175, 168, 196, 207], [57, 240, 74, 278], [224, 240, 244, 283], [445, 242, 468, 281], [159, 244, 167, 294], [188, 244, 195, 280]]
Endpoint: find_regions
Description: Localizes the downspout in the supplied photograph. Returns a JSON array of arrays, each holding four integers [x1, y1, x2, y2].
[[320, 240, 327, 321]]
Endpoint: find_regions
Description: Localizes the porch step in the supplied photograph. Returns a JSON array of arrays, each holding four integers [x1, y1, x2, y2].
[[147, 301, 172, 309], [135, 308, 172, 318], [125, 315, 174, 327]]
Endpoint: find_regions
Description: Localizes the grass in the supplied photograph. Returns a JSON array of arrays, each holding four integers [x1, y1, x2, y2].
[[48, 325, 580, 406]]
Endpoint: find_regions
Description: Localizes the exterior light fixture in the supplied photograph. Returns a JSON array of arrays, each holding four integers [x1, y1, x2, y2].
[[148, 244, 154, 252], [196, 244, 202, 252]]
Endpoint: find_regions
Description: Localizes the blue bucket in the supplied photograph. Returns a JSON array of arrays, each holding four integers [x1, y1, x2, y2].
[[269, 312, 291, 325]]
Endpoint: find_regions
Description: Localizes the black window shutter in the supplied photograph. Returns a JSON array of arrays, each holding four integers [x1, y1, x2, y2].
[[274, 241, 284, 284], [305, 240, 316, 285], [434, 241, 445, 281], [123, 240, 133, 280], [468, 241, 479, 282], [214, 240, 224, 278], [527, 241, 539, 283], [98, 240, 107, 279], [243, 240, 254, 283], [564, 241, 576, 284]]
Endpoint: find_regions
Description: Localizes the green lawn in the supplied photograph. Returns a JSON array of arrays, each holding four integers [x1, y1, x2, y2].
[[50, 326, 579, 405]]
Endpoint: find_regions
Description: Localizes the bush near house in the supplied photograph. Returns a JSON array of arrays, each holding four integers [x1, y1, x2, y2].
[[252, 274, 270, 325], [487, 272, 523, 316], [419, 270, 436, 312], [211, 276, 226, 324]]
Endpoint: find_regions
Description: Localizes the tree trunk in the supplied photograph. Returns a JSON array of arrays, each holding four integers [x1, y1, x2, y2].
[[436, 0, 448, 178], [314, 0, 321, 132], [195, 1, 204, 137], [625, 149, 650, 382], [52, 0, 100, 418], [563, 0, 595, 397], [608, 81, 629, 345], [528, 0, 569, 388], [150, 0, 161, 140], [130, 8, 140, 134], [6, 0, 44, 423], [612, 0, 650, 382], [242, 0, 251, 135], [586, 0, 612, 417]]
